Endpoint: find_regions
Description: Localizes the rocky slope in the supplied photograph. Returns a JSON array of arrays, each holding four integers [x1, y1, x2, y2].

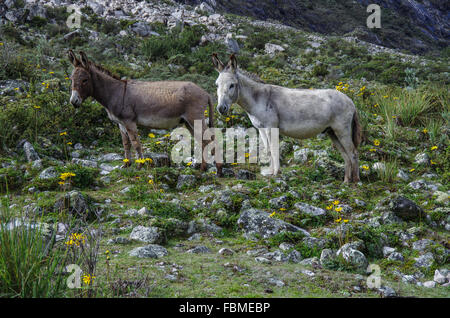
[[0, 0, 448, 298], [177, 0, 449, 54]]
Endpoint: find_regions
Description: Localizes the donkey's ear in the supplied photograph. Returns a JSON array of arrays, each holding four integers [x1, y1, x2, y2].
[[68, 49, 80, 66], [79, 51, 90, 69], [212, 53, 224, 72], [227, 54, 238, 72]]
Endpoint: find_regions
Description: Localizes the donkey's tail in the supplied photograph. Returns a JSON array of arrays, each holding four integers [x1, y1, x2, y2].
[[208, 95, 214, 128], [352, 111, 362, 148]]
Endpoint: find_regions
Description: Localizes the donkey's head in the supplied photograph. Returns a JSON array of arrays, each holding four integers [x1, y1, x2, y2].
[[68, 50, 94, 107], [212, 53, 239, 116]]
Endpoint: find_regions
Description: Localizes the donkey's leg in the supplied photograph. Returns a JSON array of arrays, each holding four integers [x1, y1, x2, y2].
[[259, 128, 273, 176], [184, 118, 207, 172], [268, 129, 280, 175], [332, 128, 358, 183], [327, 129, 351, 182], [119, 124, 132, 168], [124, 122, 144, 169]]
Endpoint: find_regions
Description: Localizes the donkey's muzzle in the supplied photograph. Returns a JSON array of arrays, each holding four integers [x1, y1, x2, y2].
[[218, 105, 228, 116], [70, 90, 82, 108]]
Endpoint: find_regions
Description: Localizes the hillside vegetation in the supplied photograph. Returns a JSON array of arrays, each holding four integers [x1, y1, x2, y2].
[[0, 0, 448, 298]]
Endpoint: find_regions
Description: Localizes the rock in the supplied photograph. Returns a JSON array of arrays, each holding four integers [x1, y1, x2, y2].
[[294, 202, 326, 217], [412, 239, 434, 252], [218, 248, 234, 256], [107, 237, 131, 245], [414, 152, 429, 165], [265, 43, 285, 55], [129, 21, 153, 37], [237, 208, 310, 239], [389, 196, 424, 221], [262, 250, 288, 262], [188, 219, 222, 234], [320, 249, 336, 266], [39, 167, 57, 180], [293, 148, 310, 164], [378, 286, 397, 298], [186, 245, 211, 254], [299, 257, 320, 267], [336, 243, 368, 270], [54, 191, 98, 220], [387, 252, 404, 262], [87, 0, 105, 15], [236, 169, 255, 180], [408, 179, 440, 191], [255, 257, 271, 264], [279, 242, 294, 251], [382, 246, 396, 257], [283, 250, 300, 263], [381, 211, 402, 225], [32, 160, 43, 170], [129, 226, 164, 244], [99, 153, 123, 162], [414, 252, 434, 269], [269, 195, 289, 210], [396, 169, 410, 182], [433, 269, 449, 284], [198, 2, 214, 13], [129, 244, 168, 258], [433, 191, 449, 204], [302, 237, 327, 250], [0, 80, 30, 96], [225, 33, 240, 53], [176, 175, 196, 189], [23, 141, 40, 162], [267, 278, 285, 287], [72, 158, 98, 168], [138, 207, 150, 216], [423, 281, 436, 288], [63, 29, 82, 41], [188, 233, 202, 241], [124, 208, 139, 217]]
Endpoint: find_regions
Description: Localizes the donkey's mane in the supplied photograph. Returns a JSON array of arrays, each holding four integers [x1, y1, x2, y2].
[[237, 69, 265, 84], [88, 61, 123, 81]]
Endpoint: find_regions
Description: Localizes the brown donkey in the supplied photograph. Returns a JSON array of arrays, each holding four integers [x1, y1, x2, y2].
[[68, 50, 222, 176]]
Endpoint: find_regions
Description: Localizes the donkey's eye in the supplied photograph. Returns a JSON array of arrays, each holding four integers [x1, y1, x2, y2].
[[82, 79, 88, 84], [229, 84, 235, 89]]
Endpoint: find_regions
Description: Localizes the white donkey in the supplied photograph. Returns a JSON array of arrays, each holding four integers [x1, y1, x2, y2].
[[212, 54, 361, 183]]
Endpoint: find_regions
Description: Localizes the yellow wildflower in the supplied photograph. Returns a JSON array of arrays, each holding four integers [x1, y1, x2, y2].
[[410, 168, 415, 172], [422, 128, 428, 134], [335, 207, 343, 212], [431, 146, 438, 151], [148, 179, 154, 184], [123, 158, 129, 163], [335, 218, 342, 223], [343, 219, 349, 223], [333, 200, 340, 205], [326, 205, 333, 210], [373, 139, 380, 146], [148, 133, 155, 138], [279, 208, 286, 211], [362, 165, 369, 171], [186, 161, 192, 166], [82, 274, 95, 286], [60, 131, 67, 136], [269, 212, 276, 218]]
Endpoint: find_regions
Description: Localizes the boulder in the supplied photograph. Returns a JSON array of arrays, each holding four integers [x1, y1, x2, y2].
[[390, 196, 424, 221], [237, 208, 310, 239], [129, 225, 164, 244], [129, 244, 168, 258]]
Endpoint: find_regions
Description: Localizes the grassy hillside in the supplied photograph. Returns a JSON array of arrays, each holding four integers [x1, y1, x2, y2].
[[0, 2, 449, 298]]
